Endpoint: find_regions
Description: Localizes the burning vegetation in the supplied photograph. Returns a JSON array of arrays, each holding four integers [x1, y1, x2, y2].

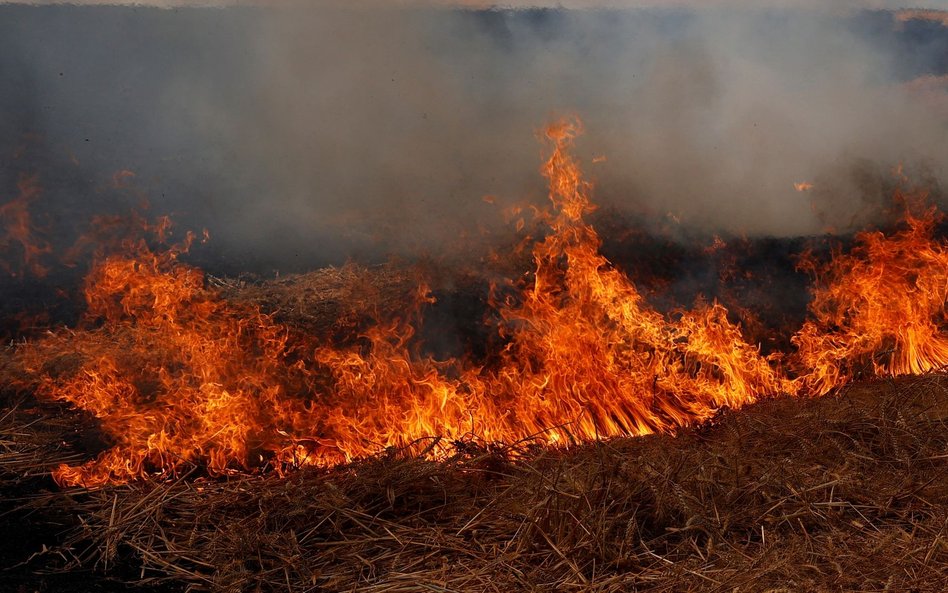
[[0, 115, 945, 591], [0, 2, 946, 590], [0, 174, 50, 279], [0, 118, 944, 492]]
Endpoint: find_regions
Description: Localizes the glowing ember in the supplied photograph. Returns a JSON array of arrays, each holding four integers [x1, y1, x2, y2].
[[8, 119, 948, 487]]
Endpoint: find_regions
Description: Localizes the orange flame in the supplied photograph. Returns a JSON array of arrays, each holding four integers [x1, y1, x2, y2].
[[19, 226, 302, 486], [10, 118, 948, 487], [792, 191, 948, 396], [474, 118, 793, 441], [0, 175, 51, 278]]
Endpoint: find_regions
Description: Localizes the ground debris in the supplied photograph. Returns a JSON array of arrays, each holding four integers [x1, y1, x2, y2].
[[3, 374, 947, 592]]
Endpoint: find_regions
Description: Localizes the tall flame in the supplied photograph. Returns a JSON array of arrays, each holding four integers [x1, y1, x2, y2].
[[9, 118, 948, 487], [792, 192, 948, 395], [472, 118, 793, 440]]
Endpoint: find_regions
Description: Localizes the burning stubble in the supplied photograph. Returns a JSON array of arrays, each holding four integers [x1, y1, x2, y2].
[[0, 4, 945, 487], [8, 119, 947, 487]]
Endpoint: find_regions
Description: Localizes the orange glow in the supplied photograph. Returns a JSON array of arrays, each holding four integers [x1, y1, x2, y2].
[[18, 224, 306, 486], [9, 118, 948, 487], [792, 192, 948, 396], [704, 235, 726, 254], [793, 181, 813, 192], [0, 175, 51, 278], [895, 10, 948, 28]]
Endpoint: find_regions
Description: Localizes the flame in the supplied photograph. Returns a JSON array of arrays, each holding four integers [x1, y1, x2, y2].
[[473, 118, 793, 441], [794, 182, 813, 192], [18, 226, 308, 485], [704, 235, 726, 254], [0, 175, 51, 278], [792, 192, 948, 396], [9, 118, 948, 487]]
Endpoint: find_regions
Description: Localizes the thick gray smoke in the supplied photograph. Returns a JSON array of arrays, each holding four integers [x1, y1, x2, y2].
[[1, 5, 946, 271]]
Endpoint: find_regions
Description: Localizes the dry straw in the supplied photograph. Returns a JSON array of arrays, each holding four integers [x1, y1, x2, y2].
[[3, 373, 947, 592]]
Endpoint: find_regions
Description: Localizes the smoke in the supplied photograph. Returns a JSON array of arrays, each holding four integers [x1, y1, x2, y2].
[[8, 1, 948, 9], [0, 5, 946, 271]]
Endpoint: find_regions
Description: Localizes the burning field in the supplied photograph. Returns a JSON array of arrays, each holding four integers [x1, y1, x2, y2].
[[1, 3, 948, 593], [1, 117, 946, 591]]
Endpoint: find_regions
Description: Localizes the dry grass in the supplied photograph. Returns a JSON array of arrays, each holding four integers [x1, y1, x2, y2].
[[5, 373, 946, 592], [0, 400, 86, 487], [212, 263, 428, 339]]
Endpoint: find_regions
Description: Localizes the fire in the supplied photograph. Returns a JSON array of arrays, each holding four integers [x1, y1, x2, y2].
[[18, 226, 308, 486], [792, 192, 948, 396], [472, 119, 793, 440], [794, 181, 813, 192], [0, 174, 51, 278], [7, 118, 948, 487]]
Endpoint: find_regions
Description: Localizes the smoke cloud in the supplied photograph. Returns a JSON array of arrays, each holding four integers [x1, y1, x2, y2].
[[0, 5, 946, 271]]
